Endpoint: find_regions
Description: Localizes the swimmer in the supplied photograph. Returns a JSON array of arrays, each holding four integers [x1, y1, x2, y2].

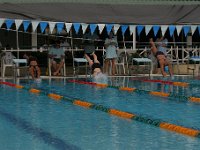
[[84, 52, 108, 84], [150, 37, 173, 79], [24, 53, 41, 80]]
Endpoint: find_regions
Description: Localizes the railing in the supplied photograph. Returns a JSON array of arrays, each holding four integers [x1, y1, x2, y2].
[[2, 46, 200, 64], [136, 46, 200, 64]]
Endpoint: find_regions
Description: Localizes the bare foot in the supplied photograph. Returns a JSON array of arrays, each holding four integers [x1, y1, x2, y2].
[[90, 52, 95, 56], [162, 72, 167, 77], [112, 72, 116, 76], [53, 71, 58, 76], [88, 61, 94, 67]]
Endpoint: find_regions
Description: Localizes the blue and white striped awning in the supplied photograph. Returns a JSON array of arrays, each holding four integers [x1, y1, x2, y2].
[[0, 18, 199, 37]]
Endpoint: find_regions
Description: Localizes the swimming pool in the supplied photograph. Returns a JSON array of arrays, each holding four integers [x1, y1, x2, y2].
[[0, 76, 200, 150]]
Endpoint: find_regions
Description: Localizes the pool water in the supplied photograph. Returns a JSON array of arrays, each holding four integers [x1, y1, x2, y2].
[[0, 76, 200, 150]]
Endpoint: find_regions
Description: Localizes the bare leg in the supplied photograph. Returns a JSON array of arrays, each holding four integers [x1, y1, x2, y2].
[[104, 59, 110, 74], [29, 67, 35, 79], [51, 61, 57, 73], [111, 58, 116, 75], [29, 66, 41, 79], [158, 59, 167, 77], [84, 53, 93, 67], [36, 66, 41, 78], [168, 64, 173, 77], [53, 60, 64, 76], [165, 59, 173, 76], [150, 38, 157, 55], [92, 53, 99, 63]]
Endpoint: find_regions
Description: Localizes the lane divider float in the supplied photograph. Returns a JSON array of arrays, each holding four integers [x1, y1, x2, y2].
[[29, 88, 41, 94], [141, 79, 200, 88], [69, 80, 200, 103], [149, 91, 170, 97], [1, 81, 200, 138], [48, 93, 63, 100]]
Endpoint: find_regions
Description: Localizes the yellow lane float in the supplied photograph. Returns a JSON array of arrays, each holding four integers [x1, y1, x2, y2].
[[189, 97, 200, 103], [29, 88, 41, 94], [160, 122, 200, 137], [15, 85, 24, 89], [119, 87, 136, 92], [149, 91, 170, 97], [73, 100, 93, 108], [96, 83, 108, 88], [173, 82, 189, 87], [108, 109, 135, 119], [48, 93, 63, 100]]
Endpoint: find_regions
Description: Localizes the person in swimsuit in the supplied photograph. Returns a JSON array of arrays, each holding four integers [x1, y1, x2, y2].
[[84, 52, 102, 77], [29, 56, 41, 80], [24, 53, 41, 80], [150, 37, 173, 78], [84, 52, 108, 84]]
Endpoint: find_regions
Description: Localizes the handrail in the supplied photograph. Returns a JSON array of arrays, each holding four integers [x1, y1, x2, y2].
[[1, 46, 200, 64]]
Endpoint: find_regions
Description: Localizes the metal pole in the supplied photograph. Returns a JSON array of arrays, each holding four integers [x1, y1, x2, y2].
[[16, 30, 19, 58], [70, 29, 75, 77], [132, 26, 136, 51], [123, 35, 129, 75]]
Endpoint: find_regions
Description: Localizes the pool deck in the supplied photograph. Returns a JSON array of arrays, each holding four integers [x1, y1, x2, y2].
[[0, 74, 195, 81], [0, 63, 198, 80]]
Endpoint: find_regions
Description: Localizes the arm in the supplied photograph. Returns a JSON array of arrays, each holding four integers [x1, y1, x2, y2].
[[104, 39, 110, 48], [84, 53, 93, 67], [92, 53, 100, 64], [60, 49, 65, 60], [157, 36, 164, 42], [84, 53, 92, 62], [150, 38, 157, 55], [36, 66, 41, 78]]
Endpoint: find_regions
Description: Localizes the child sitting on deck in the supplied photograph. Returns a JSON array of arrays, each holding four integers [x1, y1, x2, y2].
[[24, 53, 41, 81]]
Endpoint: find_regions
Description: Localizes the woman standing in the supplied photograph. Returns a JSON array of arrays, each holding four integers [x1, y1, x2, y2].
[[104, 32, 118, 75]]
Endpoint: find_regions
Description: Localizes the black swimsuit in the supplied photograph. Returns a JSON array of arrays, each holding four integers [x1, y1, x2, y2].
[[155, 51, 167, 68], [92, 63, 101, 72], [155, 51, 165, 57]]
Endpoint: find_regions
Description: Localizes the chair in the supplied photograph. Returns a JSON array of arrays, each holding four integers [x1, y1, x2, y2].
[[71, 47, 89, 77], [115, 56, 126, 75], [1, 52, 15, 77], [73, 58, 88, 76], [48, 58, 66, 76], [187, 57, 200, 76], [103, 48, 126, 75], [132, 58, 153, 77], [12, 59, 29, 79]]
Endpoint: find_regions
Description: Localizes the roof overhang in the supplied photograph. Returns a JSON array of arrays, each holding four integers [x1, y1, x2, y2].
[[0, 1, 200, 24]]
